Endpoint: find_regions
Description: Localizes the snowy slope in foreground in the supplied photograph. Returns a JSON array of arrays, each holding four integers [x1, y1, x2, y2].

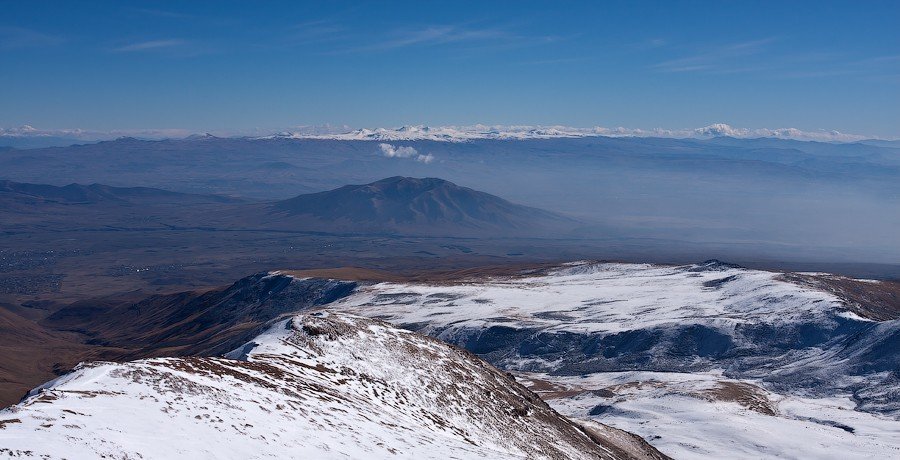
[[0, 312, 666, 460], [325, 261, 900, 459]]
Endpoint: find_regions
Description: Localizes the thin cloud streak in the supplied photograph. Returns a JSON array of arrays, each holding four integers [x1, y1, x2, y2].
[[646, 38, 899, 80], [519, 56, 592, 66], [113, 39, 186, 52], [324, 22, 561, 55], [339, 24, 510, 53], [283, 20, 348, 46], [132, 8, 194, 19], [653, 37, 777, 73]]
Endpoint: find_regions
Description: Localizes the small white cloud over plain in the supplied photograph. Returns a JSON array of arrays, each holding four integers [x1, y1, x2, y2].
[[378, 143, 418, 158], [378, 143, 434, 163]]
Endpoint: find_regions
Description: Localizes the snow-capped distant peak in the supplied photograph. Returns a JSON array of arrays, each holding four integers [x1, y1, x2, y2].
[[1, 124, 883, 143], [263, 124, 599, 142], [259, 123, 875, 143]]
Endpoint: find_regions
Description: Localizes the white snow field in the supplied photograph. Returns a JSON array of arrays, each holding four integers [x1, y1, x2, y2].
[[518, 370, 900, 460], [330, 261, 848, 334]]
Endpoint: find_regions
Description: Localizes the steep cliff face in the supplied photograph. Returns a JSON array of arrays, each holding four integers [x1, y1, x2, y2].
[[43, 274, 358, 358]]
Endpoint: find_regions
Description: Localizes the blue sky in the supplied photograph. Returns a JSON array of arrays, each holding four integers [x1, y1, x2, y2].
[[2, 0, 898, 137]]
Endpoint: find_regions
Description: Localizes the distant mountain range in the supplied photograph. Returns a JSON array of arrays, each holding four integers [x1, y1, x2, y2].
[[4, 123, 892, 144], [0, 180, 240, 205], [1, 177, 574, 237]]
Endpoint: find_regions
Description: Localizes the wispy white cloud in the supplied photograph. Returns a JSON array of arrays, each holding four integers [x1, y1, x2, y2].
[[369, 25, 508, 50], [113, 39, 186, 52], [282, 20, 348, 46], [519, 56, 591, 66], [628, 37, 668, 51], [329, 22, 560, 55], [764, 52, 900, 80], [132, 8, 193, 19], [858, 54, 900, 65], [650, 38, 900, 81], [0, 26, 64, 50], [653, 38, 776, 73]]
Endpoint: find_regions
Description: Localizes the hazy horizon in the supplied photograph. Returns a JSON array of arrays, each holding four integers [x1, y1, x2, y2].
[[3, 121, 899, 144]]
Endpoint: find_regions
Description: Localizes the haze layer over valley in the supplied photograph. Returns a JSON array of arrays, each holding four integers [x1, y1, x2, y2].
[[2, 134, 899, 268]]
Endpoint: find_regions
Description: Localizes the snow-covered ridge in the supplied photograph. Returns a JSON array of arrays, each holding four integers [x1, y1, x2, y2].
[[0, 124, 192, 140], [262, 123, 876, 143], [0, 312, 665, 460], [330, 261, 848, 334]]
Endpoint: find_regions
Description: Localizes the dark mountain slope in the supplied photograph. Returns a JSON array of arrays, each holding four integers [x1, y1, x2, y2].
[[0, 306, 100, 406], [42, 274, 357, 359], [0, 179, 247, 232], [2, 177, 572, 237], [0, 179, 242, 205], [268, 176, 575, 236], [0, 274, 356, 407]]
